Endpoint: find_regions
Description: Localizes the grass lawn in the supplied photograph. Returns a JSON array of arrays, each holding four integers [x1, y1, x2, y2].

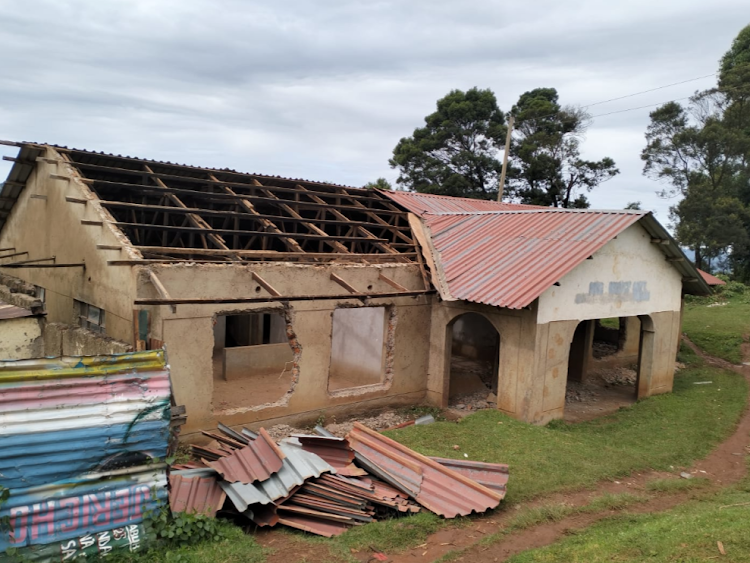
[[682, 294, 750, 364], [506, 481, 750, 563]]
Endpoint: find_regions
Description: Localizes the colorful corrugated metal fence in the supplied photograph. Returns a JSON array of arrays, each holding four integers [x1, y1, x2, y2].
[[0, 350, 171, 560]]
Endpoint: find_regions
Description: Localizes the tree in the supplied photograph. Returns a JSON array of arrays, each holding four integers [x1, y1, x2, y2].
[[389, 88, 506, 199], [641, 25, 750, 277], [364, 178, 392, 190], [507, 88, 619, 208], [625, 201, 642, 210]]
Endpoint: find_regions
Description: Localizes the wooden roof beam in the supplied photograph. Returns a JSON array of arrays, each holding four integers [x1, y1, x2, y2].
[[208, 173, 305, 254], [144, 165, 240, 261], [252, 179, 351, 255]]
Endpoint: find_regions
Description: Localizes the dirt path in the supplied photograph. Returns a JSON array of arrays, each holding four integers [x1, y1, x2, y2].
[[259, 339, 750, 563]]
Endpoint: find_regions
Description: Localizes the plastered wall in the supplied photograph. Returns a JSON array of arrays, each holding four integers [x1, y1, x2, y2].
[[140, 262, 431, 438], [0, 148, 139, 343], [0, 317, 44, 360]]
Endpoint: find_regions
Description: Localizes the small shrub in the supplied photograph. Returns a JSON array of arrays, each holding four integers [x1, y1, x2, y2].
[[145, 507, 226, 547]]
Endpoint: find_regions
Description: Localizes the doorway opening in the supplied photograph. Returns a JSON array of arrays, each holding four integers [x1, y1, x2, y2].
[[447, 313, 500, 410], [564, 315, 652, 422], [212, 310, 295, 412]]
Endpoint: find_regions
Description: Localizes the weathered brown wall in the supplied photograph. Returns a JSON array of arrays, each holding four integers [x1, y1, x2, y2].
[[139, 262, 432, 439], [0, 148, 139, 343], [42, 322, 132, 356], [425, 301, 538, 417]]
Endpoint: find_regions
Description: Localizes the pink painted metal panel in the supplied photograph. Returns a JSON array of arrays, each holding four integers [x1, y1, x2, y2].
[[347, 423, 503, 518], [206, 428, 285, 484], [423, 210, 644, 309], [383, 191, 542, 216]]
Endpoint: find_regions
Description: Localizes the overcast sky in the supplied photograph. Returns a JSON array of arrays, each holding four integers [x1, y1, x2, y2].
[[1, 1, 748, 223]]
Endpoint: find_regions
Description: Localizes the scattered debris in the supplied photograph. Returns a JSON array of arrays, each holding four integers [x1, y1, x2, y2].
[[599, 367, 637, 386], [680, 472, 693, 479], [694, 381, 713, 385], [171, 420, 508, 537]]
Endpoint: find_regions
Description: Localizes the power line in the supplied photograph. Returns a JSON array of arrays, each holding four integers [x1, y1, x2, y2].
[[590, 96, 693, 118], [583, 73, 716, 108]]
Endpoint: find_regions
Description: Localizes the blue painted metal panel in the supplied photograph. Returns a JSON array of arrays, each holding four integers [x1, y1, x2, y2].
[[0, 350, 171, 558]]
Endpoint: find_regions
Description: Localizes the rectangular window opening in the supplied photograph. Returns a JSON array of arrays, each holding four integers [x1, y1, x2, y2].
[[212, 311, 294, 412], [328, 306, 387, 392], [75, 300, 105, 334]]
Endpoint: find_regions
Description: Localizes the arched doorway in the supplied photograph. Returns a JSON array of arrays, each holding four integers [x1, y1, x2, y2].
[[564, 314, 655, 421], [446, 313, 500, 407]]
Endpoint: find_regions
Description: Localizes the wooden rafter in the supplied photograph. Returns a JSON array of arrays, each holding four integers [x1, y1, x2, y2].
[[251, 179, 351, 254], [143, 165, 240, 261]]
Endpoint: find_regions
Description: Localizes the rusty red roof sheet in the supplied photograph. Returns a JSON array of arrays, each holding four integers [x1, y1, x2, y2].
[[382, 190, 543, 215], [347, 422, 503, 518], [206, 428, 285, 484], [422, 209, 646, 309], [169, 469, 227, 517], [429, 457, 508, 494], [294, 435, 367, 477], [698, 269, 726, 286]]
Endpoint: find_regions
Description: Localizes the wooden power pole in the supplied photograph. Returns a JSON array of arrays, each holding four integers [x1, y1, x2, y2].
[[497, 115, 514, 202]]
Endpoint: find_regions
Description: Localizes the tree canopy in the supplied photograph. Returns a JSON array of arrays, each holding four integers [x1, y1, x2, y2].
[[507, 88, 619, 208], [641, 24, 750, 278], [389, 88, 506, 199], [389, 86, 618, 207]]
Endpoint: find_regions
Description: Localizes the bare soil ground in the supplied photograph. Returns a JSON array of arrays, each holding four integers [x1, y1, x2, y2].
[[564, 367, 638, 423], [256, 339, 750, 563]]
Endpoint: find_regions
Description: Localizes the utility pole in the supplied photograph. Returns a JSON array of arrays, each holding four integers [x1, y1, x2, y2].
[[497, 115, 514, 202]]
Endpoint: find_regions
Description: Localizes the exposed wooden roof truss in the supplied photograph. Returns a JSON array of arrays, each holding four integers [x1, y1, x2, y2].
[[56, 148, 417, 263]]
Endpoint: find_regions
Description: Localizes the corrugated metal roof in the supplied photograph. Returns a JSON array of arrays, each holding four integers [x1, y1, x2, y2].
[[698, 268, 726, 286], [0, 350, 170, 557], [383, 190, 542, 216], [220, 444, 332, 512], [293, 435, 367, 477], [0, 300, 35, 320], [420, 209, 710, 309], [169, 468, 227, 517], [429, 457, 508, 494], [347, 423, 503, 518], [206, 428, 285, 484]]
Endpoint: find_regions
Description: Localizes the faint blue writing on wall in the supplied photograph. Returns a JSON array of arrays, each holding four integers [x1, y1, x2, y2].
[[574, 281, 650, 304]]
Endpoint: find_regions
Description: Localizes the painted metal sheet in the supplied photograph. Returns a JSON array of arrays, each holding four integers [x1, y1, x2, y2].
[[169, 468, 227, 517], [293, 435, 367, 477], [220, 444, 332, 512], [422, 209, 645, 309], [698, 268, 726, 286], [0, 350, 171, 557], [429, 457, 509, 494], [383, 190, 542, 215], [347, 423, 503, 518], [0, 300, 34, 320], [206, 428, 285, 484]]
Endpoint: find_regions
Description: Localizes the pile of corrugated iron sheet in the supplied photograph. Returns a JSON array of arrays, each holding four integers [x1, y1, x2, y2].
[[172, 421, 508, 537]]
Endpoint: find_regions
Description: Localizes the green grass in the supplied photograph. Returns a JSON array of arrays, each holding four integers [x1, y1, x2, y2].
[[682, 294, 750, 364], [391, 364, 745, 505], [506, 483, 750, 563], [645, 476, 711, 492], [598, 317, 620, 329]]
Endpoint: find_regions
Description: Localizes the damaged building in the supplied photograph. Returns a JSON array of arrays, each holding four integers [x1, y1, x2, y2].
[[0, 142, 712, 439]]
